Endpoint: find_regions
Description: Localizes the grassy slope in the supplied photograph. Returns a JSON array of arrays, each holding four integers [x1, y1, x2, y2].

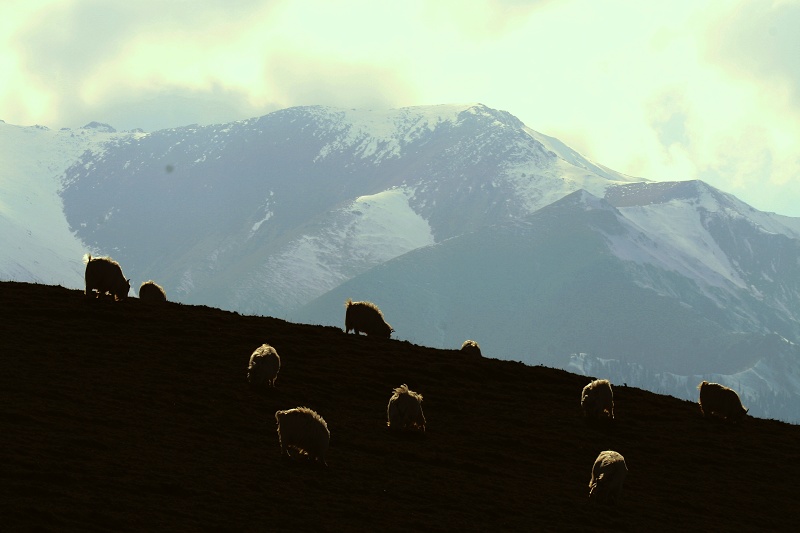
[[1, 281, 797, 531]]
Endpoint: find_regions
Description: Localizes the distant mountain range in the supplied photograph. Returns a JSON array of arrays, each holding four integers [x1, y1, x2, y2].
[[2, 104, 799, 422]]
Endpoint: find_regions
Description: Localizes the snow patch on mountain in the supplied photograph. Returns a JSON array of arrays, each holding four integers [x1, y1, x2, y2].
[[313, 104, 473, 163], [765, 212, 800, 239], [249, 191, 275, 236], [608, 200, 748, 294], [0, 122, 137, 286], [233, 186, 434, 313], [345, 187, 435, 257], [524, 127, 642, 184], [501, 127, 644, 216]]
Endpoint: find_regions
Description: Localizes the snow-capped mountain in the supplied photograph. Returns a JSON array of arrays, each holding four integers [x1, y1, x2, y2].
[[0, 120, 139, 285], [3, 103, 800, 421], [293, 187, 800, 421], [606, 180, 800, 344], [292, 186, 800, 374], [57, 104, 642, 311]]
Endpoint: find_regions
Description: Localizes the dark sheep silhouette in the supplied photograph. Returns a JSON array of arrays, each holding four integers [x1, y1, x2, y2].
[[139, 280, 167, 302], [698, 381, 748, 422], [275, 407, 330, 466], [247, 343, 280, 387], [589, 450, 628, 504], [581, 379, 614, 419], [460, 339, 482, 357], [344, 299, 393, 338], [84, 254, 130, 301], [387, 384, 426, 432]]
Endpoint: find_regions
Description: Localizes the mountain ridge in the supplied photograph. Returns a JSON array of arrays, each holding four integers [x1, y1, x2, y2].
[[2, 103, 800, 422], [293, 188, 800, 422]]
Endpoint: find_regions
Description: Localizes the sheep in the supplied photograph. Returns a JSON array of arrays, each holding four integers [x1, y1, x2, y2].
[[139, 280, 167, 302], [581, 379, 614, 419], [387, 384, 426, 432], [460, 339, 482, 357], [589, 450, 628, 504], [275, 407, 330, 466], [84, 254, 130, 301], [247, 344, 280, 387], [344, 298, 393, 338], [698, 381, 748, 422]]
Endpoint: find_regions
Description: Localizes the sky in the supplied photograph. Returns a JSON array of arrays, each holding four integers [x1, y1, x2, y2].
[[2, 0, 800, 217]]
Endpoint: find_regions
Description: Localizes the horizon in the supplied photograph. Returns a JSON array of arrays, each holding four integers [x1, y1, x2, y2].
[[3, 95, 800, 424]]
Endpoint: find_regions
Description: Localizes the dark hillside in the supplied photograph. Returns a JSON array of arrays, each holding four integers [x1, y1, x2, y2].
[[1, 281, 797, 531]]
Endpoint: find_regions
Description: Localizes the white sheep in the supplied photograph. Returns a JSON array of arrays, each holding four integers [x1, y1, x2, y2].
[[589, 450, 628, 504], [581, 379, 614, 419], [247, 344, 280, 387], [387, 384, 426, 432], [275, 407, 330, 466]]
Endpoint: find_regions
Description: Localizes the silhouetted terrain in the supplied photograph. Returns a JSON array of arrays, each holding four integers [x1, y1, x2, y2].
[[2, 281, 797, 531]]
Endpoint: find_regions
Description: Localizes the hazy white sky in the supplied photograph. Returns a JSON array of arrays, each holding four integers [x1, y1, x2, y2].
[[3, 0, 799, 216]]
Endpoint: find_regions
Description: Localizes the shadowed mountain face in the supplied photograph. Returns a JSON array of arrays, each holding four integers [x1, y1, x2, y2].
[[8, 104, 800, 423], [58, 104, 635, 315], [293, 190, 800, 422], [2, 281, 799, 531]]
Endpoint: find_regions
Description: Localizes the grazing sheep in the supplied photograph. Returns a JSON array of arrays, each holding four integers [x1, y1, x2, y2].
[[139, 280, 167, 302], [698, 381, 748, 422], [275, 407, 330, 466], [581, 379, 614, 419], [247, 344, 280, 387], [344, 298, 393, 338], [589, 450, 628, 504], [387, 384, 426, 432], [460, 339, 482, 357], [84, 254, 130, 301]]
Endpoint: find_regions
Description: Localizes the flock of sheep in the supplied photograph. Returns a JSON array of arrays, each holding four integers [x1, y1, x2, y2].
[[579, 376, 748, 503], [247, 350, 428, 467], [83, 255, 165, 303], [84, 255, 750, 504], [245, 299, 429, 467]]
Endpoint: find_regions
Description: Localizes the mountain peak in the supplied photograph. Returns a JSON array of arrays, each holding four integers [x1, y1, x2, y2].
[[604, 179, 730, 210], [457, 103, 525, 128], [552, 189, 615, 212], [81, 121, 117, 133]]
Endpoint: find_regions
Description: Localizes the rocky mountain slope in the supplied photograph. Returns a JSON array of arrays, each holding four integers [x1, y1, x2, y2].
[[3, 104, 800, 422], [0, 120, 137, 285], [57, 104, 642, 314], [294, 188, 800, 422], [2, 281, 798, 531]]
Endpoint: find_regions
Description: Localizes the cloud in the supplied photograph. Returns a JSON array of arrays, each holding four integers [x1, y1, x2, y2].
[[6, 0, 276, 128], [15, 2, 137, 82], [647, 90, 690, 151], [423, 0, 552, 39], [58, 84, 273, 131], [264, 55, 417, 111], [707, 0, 800, 108], [685, 0, 800, 214], [1, 0, 798, 215], [4, 0, 422, 129]]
